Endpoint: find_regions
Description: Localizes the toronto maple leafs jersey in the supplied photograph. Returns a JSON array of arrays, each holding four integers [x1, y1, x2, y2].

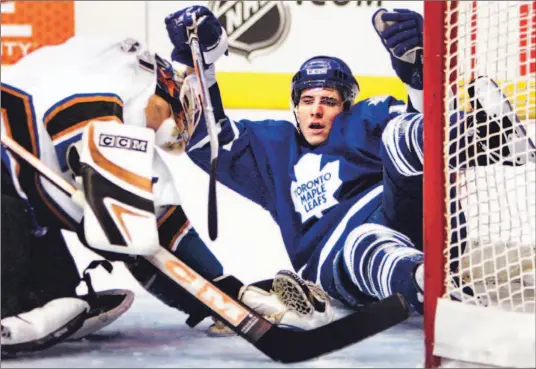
[[187, 94, 406, 274], [1, 36, 160, 230]]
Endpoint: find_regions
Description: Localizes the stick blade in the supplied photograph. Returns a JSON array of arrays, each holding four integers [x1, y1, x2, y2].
[[255, 293, 411, 363]]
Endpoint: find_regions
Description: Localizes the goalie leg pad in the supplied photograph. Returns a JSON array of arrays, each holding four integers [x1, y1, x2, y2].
[[79, 121, 160, 256], [1, 297, 89, 357], [68, 289, 135, 340]]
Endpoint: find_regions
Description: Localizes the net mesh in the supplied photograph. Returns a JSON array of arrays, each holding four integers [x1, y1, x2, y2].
[[443, 1, 536, 313]]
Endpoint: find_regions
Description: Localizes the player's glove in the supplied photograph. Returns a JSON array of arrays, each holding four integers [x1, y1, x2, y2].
[[372, 8, 423, 90], [165, 5, 228, 68]]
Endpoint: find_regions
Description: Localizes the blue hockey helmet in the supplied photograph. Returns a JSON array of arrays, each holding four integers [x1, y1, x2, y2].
[[291, 56, 359, 111]]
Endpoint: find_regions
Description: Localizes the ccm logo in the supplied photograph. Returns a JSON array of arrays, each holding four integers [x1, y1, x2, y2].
[[165, 260, 248, 326], [99, 134, 148, 152]]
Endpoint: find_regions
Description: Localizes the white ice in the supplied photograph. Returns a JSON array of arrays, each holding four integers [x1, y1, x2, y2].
[[1, 110, 425, 368]]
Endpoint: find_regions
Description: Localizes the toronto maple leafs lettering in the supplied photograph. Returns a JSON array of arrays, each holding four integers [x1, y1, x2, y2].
[[291, 153, 342, 223], [187, 95, 404, 273], [293, 173, 329, 215]]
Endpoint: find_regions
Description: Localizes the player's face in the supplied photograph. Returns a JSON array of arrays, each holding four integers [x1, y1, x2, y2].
[[296, 87, 343, 146]]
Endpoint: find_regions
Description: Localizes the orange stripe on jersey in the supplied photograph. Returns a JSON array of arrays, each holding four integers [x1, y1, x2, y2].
[[44, 95, 124, 127], [88, 124, 153, 193], [1, 109, 12, 137], [158, 206, 177, 227], [1, 85, 30, 100], [1, 85, 39, 158], [51, 115, 123, 141], [1, 108, 20, 178], [1, 84, 78, 230], [8, 88, 75, 228], [169, 220, 191, 250]]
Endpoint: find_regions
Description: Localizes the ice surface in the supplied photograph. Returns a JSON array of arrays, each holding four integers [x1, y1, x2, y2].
[[1, 110, 425, 368]]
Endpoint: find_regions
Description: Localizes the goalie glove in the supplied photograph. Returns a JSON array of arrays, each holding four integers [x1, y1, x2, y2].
[[208, 270, 334, 336], [78, 120, 160, 256]]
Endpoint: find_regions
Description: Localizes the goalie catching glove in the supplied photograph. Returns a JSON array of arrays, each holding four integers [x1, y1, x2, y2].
[[209, 270, 334, 337]]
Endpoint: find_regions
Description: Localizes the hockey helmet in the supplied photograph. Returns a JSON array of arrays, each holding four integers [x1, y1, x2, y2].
[[291, 56, 359, 111]]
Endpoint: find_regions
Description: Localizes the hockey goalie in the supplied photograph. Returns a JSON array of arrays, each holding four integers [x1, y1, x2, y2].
[[0, 35, 341, 357]]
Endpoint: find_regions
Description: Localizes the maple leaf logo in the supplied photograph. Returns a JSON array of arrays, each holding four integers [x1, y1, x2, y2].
[[290, 153, 342, 223]]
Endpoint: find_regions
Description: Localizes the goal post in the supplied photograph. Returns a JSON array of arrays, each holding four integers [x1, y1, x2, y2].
[[423, 1, 448, 367], [423, 1, 536, 368]]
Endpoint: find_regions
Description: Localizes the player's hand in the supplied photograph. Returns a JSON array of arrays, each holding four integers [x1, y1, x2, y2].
[[372, 8, 423, 90], [165, 5, 228, 68], [376, 9, 423, 60]]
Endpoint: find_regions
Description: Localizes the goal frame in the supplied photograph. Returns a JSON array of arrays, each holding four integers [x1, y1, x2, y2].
[[423, 1, 449, 367], [423, 1, 536, 368]]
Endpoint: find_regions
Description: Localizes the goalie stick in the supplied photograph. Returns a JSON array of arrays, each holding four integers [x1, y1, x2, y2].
[[187, 15, 219, 241], [0, 134, 411, 363]]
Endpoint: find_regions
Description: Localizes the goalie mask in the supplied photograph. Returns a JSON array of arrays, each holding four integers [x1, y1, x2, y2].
[[153, 54, 202, 150]]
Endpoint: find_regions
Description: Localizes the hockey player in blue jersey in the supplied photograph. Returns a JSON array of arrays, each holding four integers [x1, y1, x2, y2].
[[165, 6, 536, 316]]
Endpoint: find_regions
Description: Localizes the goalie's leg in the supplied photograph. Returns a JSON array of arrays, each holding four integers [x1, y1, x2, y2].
[[1, 193, 89, 356]]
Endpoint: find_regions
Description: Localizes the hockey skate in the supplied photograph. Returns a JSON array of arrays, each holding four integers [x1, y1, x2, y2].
[[466, 76, 536, 166]]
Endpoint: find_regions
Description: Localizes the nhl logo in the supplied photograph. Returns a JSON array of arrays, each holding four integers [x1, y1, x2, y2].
[[209, 1, 291, 59]]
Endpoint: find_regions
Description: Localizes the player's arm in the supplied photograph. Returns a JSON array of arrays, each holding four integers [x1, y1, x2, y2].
[[372, 8, 424, 113], [165, 5, 229, 127], [165, 6, 276, 210]]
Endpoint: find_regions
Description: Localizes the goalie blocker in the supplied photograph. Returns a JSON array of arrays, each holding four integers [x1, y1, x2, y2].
[[78, 120, 160, 256]]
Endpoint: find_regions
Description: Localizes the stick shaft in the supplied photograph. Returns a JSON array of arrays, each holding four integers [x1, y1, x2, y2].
[[187, 22, 219, 240], [1, 134, 77, 196]]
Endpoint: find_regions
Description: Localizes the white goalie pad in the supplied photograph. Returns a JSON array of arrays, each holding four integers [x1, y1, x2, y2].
[[79, 120, 160, 256]]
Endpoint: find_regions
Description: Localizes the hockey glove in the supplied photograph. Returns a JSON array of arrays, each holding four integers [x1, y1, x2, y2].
[[165, 5, 228, 68], [372, 8, 423, 90]]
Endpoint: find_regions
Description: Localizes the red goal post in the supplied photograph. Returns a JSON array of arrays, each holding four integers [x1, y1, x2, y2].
[[423, 1, 535, 368]]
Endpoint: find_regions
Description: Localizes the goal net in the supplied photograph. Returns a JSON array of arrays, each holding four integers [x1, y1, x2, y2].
[[423, 1, 535, 368]]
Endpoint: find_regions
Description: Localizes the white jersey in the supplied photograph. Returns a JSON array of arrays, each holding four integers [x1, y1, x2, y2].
[[1, 36, 163, 230]]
